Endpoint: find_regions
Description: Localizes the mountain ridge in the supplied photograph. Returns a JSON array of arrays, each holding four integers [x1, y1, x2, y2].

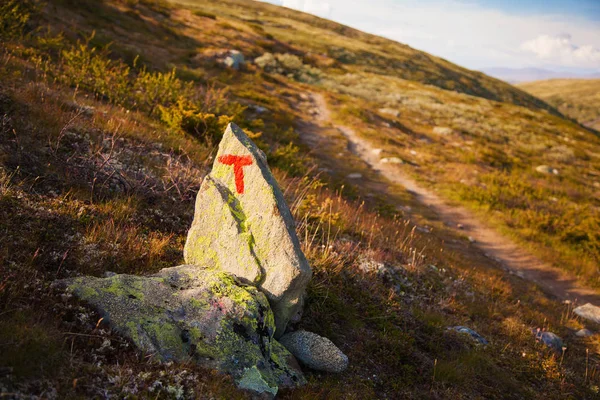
[[482, 67, 600, 83]]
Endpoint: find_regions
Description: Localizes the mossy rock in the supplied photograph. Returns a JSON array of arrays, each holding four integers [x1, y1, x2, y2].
[[56, 265, 305, 397]]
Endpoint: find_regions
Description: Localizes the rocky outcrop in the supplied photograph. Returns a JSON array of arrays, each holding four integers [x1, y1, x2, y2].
[[56, 265, 305, 397], [279, 330, 348, 373], [184, 123, 312, 337]]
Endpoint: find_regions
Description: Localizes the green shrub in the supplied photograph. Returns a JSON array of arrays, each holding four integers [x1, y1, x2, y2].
[[269, 142, 306, 176], [59, 41, 131, 105], [158, 99, 233, 142], [254, 52, 322, 83], [254, 52, 278, 70], [133, 67, 194, 115], [0, 0, 33, 39], [275, 53, 303, 70]]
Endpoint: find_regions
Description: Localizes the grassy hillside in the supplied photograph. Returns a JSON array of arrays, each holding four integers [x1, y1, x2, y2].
[[519, 79, 600, 130], [1, 0, 600, 398], [327, 71, 600, 288], [171, 0, 556, 113]]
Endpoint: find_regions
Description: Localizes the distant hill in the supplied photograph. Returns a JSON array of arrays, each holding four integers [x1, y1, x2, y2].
[[518, 79, 600, 130], [482, 67, 600, 84]]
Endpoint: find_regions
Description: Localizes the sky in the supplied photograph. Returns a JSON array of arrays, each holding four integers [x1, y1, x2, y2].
[[261, 0, 600, 74]]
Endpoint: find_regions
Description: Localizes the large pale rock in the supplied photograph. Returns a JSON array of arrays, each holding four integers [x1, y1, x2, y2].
[[56, 265, 305, 397], [184, 123, 312, 337], [574, 303, 600, 324], [280, 330, 348, 373]]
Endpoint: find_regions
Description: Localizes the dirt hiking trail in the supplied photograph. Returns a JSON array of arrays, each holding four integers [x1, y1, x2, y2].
[[303, 93, 600, 305]]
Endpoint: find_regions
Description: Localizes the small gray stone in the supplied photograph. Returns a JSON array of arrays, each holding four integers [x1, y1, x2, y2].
[[449, 326, 488, 345], [432, 126, 452, 135], [535, 165, 559, 175], [250, 105, 269, 114], [380, 157, 403, 164], [575, 329, 593, 338], [574, 303, 600, 324], [378, 108, 399, 117], [280, 330, 348, 373], [222, 50, 245, 70], [346, 173, 362, 179], [533, 330, 564, 353]]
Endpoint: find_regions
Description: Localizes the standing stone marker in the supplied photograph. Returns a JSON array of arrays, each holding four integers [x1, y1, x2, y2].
[[54, 123, 347, 397], [184, 123, 312, 337]]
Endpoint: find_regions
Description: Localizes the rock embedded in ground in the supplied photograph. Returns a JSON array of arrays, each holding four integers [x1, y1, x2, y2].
[[432, 126, 452, 135], [346, 173, 362, 179], [378, 108, 399, 117], [380, 157, 403, 164], [222, 50, 245, 70], [279, 330, 348, 373], [184, 123, 312, 337], [449, 326, 489, 345], [575, 329, 593, 338], [535, 165, 559, 175], [574, 303, 600, 324], [55, 265, 305, 397], [533, 330, 565, 353]]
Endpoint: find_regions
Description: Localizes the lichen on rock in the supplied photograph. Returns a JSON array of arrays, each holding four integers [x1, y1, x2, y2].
[[184, 123, 312, 337], [56, 265, 305, 397]]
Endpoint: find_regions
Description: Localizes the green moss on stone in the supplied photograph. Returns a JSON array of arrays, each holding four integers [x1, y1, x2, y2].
[[59, 265, 303, 395], [188, 297, 207, 309], [101, 276, 146, 301], [237, 366, 278, 396], [75, 285, 100, 300]]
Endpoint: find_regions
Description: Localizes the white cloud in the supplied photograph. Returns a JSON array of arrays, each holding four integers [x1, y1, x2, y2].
[[281, 0, 331, 17], [520, 34, 600, 67], [304, 0, 331, 17]]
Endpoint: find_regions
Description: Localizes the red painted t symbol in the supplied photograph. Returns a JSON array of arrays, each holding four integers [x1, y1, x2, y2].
[[218, 154, 253, 194]]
